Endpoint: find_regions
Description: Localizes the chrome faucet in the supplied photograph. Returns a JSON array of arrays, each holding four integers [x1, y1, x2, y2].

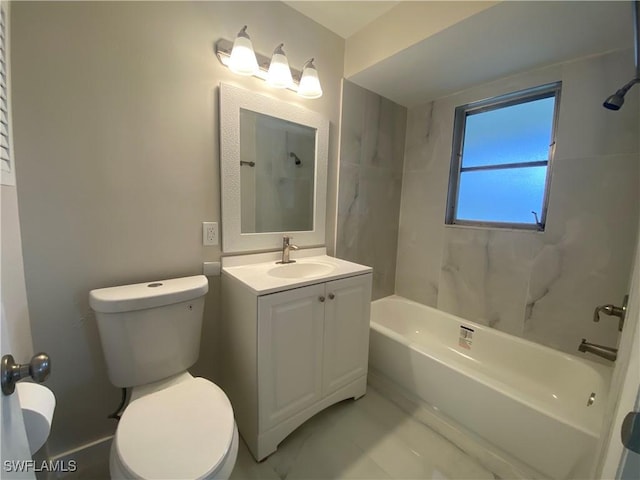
[[593, 295, 628, 332], [578, 338, 617, 362], [277, 235, 299, 264]]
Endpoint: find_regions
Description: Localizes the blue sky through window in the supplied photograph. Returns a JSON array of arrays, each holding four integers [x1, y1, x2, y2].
[[462, 97, 555, 168], [454, 93, 556, 226], [457, 167, 547, 223]]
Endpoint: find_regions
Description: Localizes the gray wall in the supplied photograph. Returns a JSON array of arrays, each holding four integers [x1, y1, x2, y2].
[[396, 49, 639, 355], [1, 186, 33, 362], [336, 80, 406, 300], [11, 1, 344, 456]]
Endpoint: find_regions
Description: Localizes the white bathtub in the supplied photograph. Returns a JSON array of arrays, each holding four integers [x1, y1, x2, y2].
[[369, 295, 612, 480]]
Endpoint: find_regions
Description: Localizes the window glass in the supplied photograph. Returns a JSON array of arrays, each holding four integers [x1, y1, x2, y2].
[[463, 97, 555, 168], [457, 166, 547, 224], [446, 82, 560, 229]]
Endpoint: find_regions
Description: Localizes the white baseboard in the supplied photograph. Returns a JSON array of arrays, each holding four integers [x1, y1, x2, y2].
[[48, 436, 112, 478]]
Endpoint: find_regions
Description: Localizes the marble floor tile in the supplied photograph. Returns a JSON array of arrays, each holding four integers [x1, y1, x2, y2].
[[55, 387, 495, 480], [232, 386, 496, 480], [229, 439, 282, 480]]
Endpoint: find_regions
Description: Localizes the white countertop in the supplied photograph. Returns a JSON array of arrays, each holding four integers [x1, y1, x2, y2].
[[221, 248, 372, 295]]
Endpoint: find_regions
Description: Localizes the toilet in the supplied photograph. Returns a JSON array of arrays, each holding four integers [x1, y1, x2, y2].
[[89, 275, 238, 479]]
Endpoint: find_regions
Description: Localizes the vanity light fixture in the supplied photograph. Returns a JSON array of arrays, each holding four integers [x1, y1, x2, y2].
[[297, 58, 323, 99], [228, 26, 258, 76], [267, 44, 293, 89], [215, 28, 322, 99]]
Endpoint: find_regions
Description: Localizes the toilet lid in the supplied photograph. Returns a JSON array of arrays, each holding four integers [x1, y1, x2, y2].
[[116, 378, 234, 479]]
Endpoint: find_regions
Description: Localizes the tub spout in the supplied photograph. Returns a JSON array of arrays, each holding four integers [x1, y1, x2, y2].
[[578, 338, 617, 361]]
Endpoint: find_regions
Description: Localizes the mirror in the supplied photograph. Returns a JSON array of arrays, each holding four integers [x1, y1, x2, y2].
[[239, 110, 315, 234], [220, 83, 329, 253]]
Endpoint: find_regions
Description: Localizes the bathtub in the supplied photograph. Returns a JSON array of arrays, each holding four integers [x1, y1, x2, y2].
[[369, 295, 612, 480]]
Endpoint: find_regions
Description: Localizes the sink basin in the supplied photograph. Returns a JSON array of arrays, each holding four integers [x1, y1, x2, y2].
[[222, 249, 373, 294], [267, 262, 335, 279]]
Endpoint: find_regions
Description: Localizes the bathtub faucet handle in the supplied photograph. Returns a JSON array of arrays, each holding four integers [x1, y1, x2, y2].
[[593, 295, 628, 331], [593, 305, 616, 322]]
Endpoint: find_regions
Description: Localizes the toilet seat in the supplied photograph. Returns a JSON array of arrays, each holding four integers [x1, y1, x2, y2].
[[115, 377, 235, 479]]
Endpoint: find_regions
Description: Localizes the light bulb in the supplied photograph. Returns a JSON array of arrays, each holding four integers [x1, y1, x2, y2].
[[298, 58, 323, 99], [267, 44, 293, 89], [228, 26, 258, 76]]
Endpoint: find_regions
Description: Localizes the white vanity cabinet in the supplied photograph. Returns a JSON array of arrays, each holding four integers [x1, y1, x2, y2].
[[258, 275, 372, 432], [258, 282, 325, 432], [220, 250, 372, 461]]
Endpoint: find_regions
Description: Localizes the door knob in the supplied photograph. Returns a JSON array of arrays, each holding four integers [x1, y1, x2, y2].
[[328, 293, 335, 300], [622, 411, 640, 454], [319, 296, 325, 302], [1, 353, 51, 395]]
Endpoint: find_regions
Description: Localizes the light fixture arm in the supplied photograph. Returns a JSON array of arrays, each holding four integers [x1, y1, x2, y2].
[[237, 25, 250, 40]]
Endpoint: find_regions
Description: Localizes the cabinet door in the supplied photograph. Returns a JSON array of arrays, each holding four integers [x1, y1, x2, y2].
[[258, 283, 326, 431], [322, 274, 372, 396]]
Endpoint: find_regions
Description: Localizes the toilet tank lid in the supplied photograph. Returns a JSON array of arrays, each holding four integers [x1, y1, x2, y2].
[[89, 275, 208, 313]]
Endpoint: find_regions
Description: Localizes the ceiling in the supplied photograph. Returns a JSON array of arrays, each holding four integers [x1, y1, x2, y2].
[[283, 1, 399, 38], [284, 1, 634, 107]]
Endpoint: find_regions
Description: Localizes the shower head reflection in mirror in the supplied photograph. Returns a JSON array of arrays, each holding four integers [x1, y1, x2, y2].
[[239, 110, 315, 234]]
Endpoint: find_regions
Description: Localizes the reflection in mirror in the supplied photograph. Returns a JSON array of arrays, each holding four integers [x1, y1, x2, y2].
[[240, 109, 315, 234]]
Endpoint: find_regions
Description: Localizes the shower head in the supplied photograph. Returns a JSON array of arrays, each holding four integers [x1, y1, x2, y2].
[[604, 1, 640, 110], [289, 152, 302, 166], [603, 90, 626, 110], [603, 78, 640, 111]]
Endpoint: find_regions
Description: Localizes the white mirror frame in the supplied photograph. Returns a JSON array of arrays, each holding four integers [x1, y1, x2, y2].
[[220, 83, 329, 253]]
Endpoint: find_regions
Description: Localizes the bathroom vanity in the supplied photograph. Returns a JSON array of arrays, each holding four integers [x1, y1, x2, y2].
[[217, 84, 370, 460], [220, 248, 372, 460]]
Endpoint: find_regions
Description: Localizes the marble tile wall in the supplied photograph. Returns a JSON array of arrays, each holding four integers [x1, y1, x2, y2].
[[395, 49, 639, 355], [336, 80, 407, 300]]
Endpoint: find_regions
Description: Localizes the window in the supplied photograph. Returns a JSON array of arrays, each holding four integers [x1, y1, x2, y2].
[[446, 82, 561, 230]]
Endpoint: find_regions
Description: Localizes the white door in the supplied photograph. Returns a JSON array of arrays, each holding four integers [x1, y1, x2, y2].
[[1, 307, 35, 479], [322, 274, 372, 396], [258, 283, 325, 431], [598, 229, 640, 478]]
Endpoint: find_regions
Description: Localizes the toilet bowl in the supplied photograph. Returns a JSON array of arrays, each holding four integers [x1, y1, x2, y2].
[[89, 275, 238, 479], [108, 374, 238, 480]]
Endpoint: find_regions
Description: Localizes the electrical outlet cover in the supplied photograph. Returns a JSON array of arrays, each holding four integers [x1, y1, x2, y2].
[[202, 222, 219, 246]]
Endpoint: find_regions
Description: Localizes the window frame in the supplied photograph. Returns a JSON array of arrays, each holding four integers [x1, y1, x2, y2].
[[445, 81, 562, 231]]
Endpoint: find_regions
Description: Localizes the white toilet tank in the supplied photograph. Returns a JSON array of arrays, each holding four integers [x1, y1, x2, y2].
[[90, 275, 209, 388]]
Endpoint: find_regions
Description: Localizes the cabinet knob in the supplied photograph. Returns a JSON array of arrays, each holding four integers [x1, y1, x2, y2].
[[328, 293, 335, 300], [319, 296, 325, 302]]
